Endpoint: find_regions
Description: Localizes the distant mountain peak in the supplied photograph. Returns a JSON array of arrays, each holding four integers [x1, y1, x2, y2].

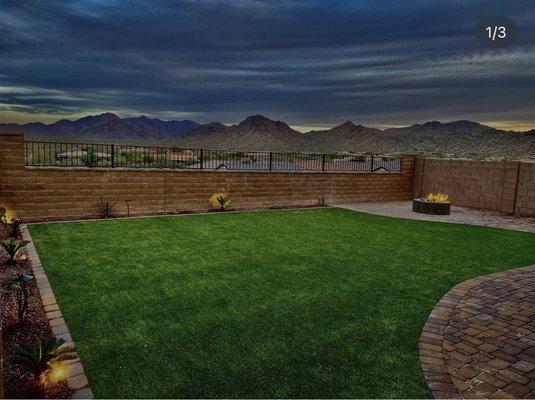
[[75, 112, 121, 124], [239, 115, 295, 132], [337, 121, 357, 129], [93, 112, 120, 120], [417, 120, 488, 130], [327, 121, 375, 133], [241, 114, 277, 125], [134, 115, 154, 121], [420, 120, 441, 128], [449, 120, 489, 129], [204, 122, 226, 129]]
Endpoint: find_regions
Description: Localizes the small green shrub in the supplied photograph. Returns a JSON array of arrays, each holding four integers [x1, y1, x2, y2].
[[82, 148, 99, 167]]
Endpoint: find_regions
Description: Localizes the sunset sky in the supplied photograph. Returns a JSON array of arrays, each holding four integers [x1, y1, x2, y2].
[[0, 0, 534, 131]]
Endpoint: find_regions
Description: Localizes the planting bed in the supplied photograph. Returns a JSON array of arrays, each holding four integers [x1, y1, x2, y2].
[[0, 253, 71, 398]]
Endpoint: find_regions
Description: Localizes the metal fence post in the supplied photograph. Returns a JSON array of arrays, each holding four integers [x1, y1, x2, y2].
[[200, 149, 204, 170], [370, 155, 374, 172], [111, 144, 115, 168], [269, 152, 273, 170], [322, 154, 326, 171]]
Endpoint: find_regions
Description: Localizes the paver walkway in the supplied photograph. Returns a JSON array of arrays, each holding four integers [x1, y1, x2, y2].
[[337, 202, 535, 233], [419, 265, 535, 399]]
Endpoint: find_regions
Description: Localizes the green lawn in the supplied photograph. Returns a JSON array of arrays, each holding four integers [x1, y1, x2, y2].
[[28, 208, 535, 398]]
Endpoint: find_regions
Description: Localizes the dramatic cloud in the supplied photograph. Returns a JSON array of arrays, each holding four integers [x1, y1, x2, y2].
[[0, 0, 534, 129]]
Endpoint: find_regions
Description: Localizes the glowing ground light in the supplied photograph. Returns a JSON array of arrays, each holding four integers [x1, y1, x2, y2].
[[41, 362, 68, 387], [0, 205, 15, 222]]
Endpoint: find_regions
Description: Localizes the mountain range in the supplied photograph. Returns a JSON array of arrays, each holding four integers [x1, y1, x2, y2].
[[0, 113, 203, 142], [1, 113, 534, 159]]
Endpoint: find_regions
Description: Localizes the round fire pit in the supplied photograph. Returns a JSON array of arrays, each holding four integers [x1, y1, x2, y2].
[[412, 198, 451, 215]]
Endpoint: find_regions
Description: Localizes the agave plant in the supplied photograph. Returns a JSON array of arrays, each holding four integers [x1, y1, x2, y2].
[[10, 337, 76, 388], [1, 238, 30, 266]]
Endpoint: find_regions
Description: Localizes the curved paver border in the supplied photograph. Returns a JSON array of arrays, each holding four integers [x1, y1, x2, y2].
[[419, 265, 535, 399], [22, 226, 94, 399]]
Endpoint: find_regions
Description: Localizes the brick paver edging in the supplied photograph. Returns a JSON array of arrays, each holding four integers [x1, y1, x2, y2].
[[419, 265, 535, 399], [22, 226, 94, 399]]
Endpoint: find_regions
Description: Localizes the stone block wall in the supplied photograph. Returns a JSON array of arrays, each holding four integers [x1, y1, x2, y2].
[[516, 162, 535, 216], [1, 133, 415, 221], [413, 156, 534, 216]]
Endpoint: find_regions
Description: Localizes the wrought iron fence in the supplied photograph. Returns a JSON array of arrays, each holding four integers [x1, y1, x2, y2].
[[24, 140, 401, 172]]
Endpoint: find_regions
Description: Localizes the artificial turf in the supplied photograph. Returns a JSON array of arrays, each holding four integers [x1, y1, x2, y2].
[[28, 208, 535, 398]]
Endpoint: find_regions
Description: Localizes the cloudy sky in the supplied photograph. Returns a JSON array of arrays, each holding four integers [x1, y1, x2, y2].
[[0, 0, 534, 131]]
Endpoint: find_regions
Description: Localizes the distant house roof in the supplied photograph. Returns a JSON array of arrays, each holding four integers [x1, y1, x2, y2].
[[215, 163, 230, 170]]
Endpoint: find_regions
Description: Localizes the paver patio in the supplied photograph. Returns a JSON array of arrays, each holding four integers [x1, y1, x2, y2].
[[337, 202, 535, 233], [419, 265, 535, 399], [337, 203, 535, 398]]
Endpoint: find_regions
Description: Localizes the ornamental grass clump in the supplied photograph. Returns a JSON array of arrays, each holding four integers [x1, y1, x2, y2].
[[425, 193, 449, 203], [97, 200, 117, 219], [209, 193, 232, 211]]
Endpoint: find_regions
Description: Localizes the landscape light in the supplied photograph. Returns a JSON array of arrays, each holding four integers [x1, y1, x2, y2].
[[14, 273, 34, 283], [125, 198, 132, 217], [11, 274, 35, 323], [41, 362, 68, 387], [49, 363, 67, 382], [0, 205, 14, 223]]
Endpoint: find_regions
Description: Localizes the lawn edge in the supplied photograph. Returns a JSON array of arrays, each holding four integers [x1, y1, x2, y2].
[[22, 225, 94, 399], [419, 264, 535, 399], [25, 205, 329, 226], [336, 206, 534, 234]]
